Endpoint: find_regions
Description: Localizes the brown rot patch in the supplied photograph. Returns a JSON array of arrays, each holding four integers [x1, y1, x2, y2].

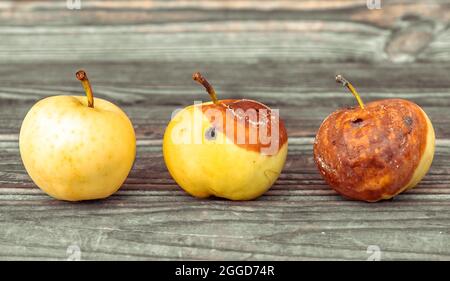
[[202, 99, 287, 154]]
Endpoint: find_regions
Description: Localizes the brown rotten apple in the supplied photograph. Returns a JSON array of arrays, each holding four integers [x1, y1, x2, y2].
[[313, 75, 435, 202]]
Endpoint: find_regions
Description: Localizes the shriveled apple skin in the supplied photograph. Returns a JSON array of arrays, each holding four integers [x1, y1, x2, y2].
[[19, 96, 136, 201], [314, 99, 434, 202], [163, 101, 288, 200]]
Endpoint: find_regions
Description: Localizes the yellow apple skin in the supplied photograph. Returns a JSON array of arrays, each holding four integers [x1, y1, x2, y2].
[[163, 103, 288, 200], [19, 95, 136, 201], [404, 107, 435, 191]]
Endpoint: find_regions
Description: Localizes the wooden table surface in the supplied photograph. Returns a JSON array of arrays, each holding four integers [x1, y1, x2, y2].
[[1, 0, 450, 260]]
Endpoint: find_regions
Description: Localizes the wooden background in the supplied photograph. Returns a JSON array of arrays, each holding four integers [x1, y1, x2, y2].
[[0, 0, 450, 260]]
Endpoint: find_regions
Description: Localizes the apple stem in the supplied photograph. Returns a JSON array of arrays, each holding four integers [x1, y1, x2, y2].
[[76, 70, 94, 108], [335, 75, 365, 109], [192, 72, 219, 104]]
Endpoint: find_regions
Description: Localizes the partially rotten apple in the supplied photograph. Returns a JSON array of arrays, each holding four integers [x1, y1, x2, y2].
[[163, 72, 288, 200], [313, 75, 435, 202]]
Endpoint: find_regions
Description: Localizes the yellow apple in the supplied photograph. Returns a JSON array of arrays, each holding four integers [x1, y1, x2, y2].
[[19, 70, 136, 201], [163, 72, 288, 200]]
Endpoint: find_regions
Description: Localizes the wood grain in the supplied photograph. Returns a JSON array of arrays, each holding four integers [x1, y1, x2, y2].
[[0, 0, 449, 260], [0, 1, 449, 63]]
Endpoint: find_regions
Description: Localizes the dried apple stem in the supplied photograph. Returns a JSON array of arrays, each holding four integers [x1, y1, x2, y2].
[[336, 75, 365, 109], [192, 72, 219, 104], [76, 70, 94, 108]]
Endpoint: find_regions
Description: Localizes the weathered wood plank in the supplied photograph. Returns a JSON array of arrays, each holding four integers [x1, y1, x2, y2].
[[1, 104, 450, 139], [2, 137, 450, 190], [0, 62, 449, 138], [1, 0, 449, 28], [0, 0, 449, 63], [0, 139, 450, 260], [0, 25, 388, 63]]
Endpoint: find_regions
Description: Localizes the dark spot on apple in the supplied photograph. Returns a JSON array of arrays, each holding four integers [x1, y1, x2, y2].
[[404, 116, 413, 127], [351, 118, 364, 127], [368, 157, 386, 169], [205, 127, 216, 140]]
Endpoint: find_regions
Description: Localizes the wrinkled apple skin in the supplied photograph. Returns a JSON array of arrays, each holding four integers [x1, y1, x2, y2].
[[314, 99, 435, 202], [19, 95, 136, 201], [163, 101, 288, 200]]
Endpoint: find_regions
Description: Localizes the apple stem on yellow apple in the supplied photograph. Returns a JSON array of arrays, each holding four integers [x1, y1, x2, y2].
[[335, 75, 365, 109], [76, 70, 94, 108], [192, 72, 219, 104]]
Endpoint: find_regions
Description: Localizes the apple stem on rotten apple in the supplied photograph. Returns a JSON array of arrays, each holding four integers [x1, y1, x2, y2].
[[76, 70, 94, 108], [335, 75, 365, 109], [192, 72, 219, 104]]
